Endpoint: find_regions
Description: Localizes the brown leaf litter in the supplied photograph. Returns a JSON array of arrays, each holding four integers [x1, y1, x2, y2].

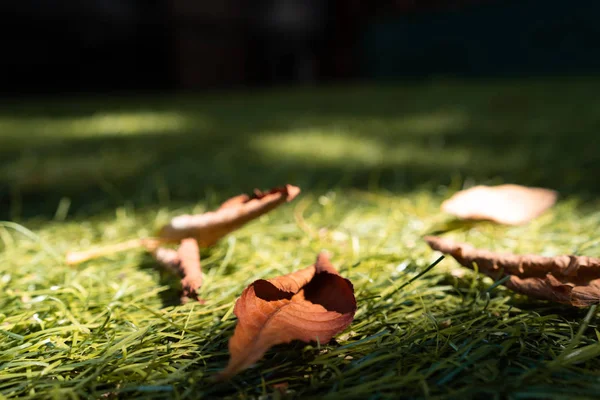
[[215, 252, 357, 380], [425, 236, 600, 307], [152, 238, 203, 303], [441, 184, 558, 225], [158, 184, 300, 246], [65, 184, 301, 303]]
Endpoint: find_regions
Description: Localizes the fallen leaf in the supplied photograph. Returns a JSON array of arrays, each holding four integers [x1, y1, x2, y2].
[[216, 253, 356, 380], [441, 184, 558, 225], [425, 236, 600, 307], [65, 184, 300, 305], [65, 184, 301, 264], [152, 238, 204, 303], [159, 184, 301, 246]]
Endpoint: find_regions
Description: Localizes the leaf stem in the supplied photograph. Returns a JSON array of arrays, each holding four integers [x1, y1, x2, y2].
[[65, 238, 162, 265]]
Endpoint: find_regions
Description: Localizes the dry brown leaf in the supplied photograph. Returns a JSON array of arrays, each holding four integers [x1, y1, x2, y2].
[[65, 184, 301, 265], [425, 236, 600, 307], [441, 184, 558, 225], [159, 184, 301, 246], [65, 184, 300, 305], [216, 253, 357, 381], [152, 238, 204, 303]]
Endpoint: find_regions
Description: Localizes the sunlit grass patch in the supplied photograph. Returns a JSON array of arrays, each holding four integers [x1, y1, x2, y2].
[[0, 80, 599, 398], [0, 111, 197, 138]]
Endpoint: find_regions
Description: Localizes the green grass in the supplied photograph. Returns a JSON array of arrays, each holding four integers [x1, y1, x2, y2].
[[1, 78, 600, 399]]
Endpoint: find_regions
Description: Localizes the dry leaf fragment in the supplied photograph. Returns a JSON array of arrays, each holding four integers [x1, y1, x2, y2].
[[159, 184, 301, 246], [441, 184, 558, 225], [152, 238, 204, 303], [65, 184, 300, 306], [65, 184, 301, 266], [425, 236, 600, 307], [216, 253, 357, 380]]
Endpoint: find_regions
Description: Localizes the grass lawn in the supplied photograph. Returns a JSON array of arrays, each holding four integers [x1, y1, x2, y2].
[[1, 78, 600, 399]]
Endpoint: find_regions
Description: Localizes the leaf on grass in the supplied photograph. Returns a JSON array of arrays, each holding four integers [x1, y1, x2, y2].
[[65, 184, 300, 304], [65, 184, 299, 261], [152, 238, 204, 303], [441, 184, 558, 225], [425, 236, 600, 307], [216, 253, 357, 380], [159, 184, 301, 246]]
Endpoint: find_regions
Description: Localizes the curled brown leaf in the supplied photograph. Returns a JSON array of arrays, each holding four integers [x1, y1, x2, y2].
[[441, 184, 558, 225], [425, 236, 600, 307], [216, 253, 357, 381], [159, 184, 301, 246], [151, 238, 204, 303], [65, 184, 300, 265]]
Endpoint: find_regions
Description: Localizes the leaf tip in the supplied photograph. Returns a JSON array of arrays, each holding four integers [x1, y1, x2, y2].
[[423, 235, 437, 245], [316, 250, 332, 262], [285, 184, 301, 201], [423, 235, 446, 252]]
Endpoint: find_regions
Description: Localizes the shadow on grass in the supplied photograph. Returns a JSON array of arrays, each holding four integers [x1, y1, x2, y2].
[[1, 77, 599, 220], [137, 254, 185, 308]]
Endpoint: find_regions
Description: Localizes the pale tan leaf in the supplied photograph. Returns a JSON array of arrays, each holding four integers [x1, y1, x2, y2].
[[441, 184, 558, 225]]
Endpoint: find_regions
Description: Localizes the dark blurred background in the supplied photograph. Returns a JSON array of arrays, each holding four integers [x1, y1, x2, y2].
[[1, 0, 599, 96], [2, 0, 600, 221]]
